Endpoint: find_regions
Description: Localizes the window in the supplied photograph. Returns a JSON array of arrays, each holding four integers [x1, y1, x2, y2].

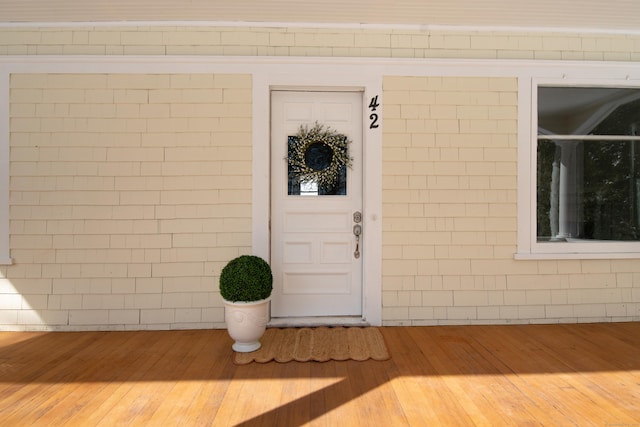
[[530, 83, 640, 257]]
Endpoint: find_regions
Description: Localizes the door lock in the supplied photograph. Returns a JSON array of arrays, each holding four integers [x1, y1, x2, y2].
[[353, 211, 362, 223]]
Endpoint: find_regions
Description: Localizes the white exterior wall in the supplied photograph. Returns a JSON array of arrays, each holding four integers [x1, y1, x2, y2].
[[0, 24, 639, 330]]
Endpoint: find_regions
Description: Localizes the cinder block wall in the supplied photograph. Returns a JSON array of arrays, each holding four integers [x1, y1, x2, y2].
[[4, 73, 251, 330]]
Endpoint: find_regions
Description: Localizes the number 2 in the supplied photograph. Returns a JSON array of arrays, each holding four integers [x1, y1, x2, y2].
[[369, 113, 379, 129]]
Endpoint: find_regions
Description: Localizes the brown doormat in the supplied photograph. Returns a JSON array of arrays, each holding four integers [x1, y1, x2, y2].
[[232, 326, 390, 365]]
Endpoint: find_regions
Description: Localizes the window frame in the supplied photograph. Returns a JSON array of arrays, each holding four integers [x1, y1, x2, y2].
[[518, 77, 640, 259]]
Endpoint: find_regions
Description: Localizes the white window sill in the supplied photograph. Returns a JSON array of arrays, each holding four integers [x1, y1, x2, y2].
[[515, 252, 640, 260], [0, 257, 13, 265]]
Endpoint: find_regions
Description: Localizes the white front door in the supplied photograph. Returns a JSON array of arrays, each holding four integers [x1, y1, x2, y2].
[[270, 90, 363, 318]]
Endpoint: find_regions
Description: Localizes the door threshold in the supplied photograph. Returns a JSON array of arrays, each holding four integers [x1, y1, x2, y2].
[[268, 316, 369, 328]]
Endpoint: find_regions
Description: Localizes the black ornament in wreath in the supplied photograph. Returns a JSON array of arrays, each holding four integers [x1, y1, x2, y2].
[[287, 122, 353, 192]]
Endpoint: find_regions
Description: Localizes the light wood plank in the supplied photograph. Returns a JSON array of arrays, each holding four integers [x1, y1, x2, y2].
[[0, 323, 638, 426]]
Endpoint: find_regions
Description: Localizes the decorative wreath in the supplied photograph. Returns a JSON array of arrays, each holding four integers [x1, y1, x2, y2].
[[287, 122, 353, 191]]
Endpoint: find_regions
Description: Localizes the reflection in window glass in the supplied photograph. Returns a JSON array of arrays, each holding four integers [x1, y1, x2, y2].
[[537, 87, 640, 242], [287, 136, 347, 196], [299, 180, 319, 196]]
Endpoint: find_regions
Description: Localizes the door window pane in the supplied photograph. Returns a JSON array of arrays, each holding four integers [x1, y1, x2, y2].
[[287, 136, 347, 196]]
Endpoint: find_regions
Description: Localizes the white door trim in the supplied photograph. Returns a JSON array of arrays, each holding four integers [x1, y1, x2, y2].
[[252, 65, 383, 326]]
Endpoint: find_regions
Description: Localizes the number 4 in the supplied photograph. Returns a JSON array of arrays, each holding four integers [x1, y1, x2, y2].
[[368, 96, 380, 111]]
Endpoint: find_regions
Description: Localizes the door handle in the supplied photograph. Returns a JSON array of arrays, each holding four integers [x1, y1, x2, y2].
[[353, 224, 362, 259]]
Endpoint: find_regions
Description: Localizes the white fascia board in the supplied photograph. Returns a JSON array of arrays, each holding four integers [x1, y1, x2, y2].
[[1, 20, 640, 35]]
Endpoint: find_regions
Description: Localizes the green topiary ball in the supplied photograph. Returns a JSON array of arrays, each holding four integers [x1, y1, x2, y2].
[[219, 255, 273, 302]]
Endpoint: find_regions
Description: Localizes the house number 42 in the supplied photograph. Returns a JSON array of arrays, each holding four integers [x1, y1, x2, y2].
[[368, 95, 380, 129]]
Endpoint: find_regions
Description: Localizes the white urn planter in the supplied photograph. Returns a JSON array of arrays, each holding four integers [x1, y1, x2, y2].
[[223, 297, 271, 353], [219, 255, 273, 353]]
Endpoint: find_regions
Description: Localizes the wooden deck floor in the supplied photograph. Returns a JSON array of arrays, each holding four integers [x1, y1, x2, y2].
[[0, 323, 639, 426]]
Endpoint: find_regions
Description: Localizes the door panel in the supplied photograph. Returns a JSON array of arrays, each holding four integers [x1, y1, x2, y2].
[[271, 90, 363, 318]]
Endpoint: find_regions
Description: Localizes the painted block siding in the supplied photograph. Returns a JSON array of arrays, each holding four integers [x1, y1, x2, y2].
[[0, 26, 639, 61], [0, 24, 639, 330], [2, 73, 252, 330], [382, 76, 639, 325]]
